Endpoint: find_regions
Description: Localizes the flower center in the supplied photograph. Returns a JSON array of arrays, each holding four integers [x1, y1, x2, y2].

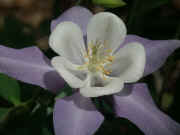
[[79, 41, 114, 80]]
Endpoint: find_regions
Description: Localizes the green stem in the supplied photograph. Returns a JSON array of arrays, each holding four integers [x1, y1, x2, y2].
[[0, 99, 35, 131], [0, 88, 41, 131]]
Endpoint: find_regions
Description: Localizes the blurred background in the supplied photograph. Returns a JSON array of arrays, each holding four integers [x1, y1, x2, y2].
[[0, 0, 180, 135]]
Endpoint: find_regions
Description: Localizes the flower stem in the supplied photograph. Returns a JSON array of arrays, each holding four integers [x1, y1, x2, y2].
[[0, 88, 42, 132]]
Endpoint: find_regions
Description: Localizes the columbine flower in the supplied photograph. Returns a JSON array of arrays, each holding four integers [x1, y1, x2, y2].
[[49, 12, 145, 97], [0, 6, 180, 135]]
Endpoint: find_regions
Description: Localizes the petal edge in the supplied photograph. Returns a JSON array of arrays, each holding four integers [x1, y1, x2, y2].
[[54, 92, 104, 135]]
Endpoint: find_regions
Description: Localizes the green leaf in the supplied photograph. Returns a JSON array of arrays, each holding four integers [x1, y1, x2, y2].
[[92, 0, 126, 8], [55, 84, 73, 99], [0, 73, 21, 105], [0, 108, 9, 120]]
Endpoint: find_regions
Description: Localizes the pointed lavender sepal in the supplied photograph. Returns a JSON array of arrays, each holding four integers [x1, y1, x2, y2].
[[54, 92, 104, 135], [50, 6, 93, 35], [122, 35, 180, 76], [0, 45, 65, 93], [114, 83, 180, 135]]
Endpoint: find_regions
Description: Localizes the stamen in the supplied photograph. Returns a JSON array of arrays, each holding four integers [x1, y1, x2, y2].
[[78, 40, 114, 80], [107, 56, 114, 62]]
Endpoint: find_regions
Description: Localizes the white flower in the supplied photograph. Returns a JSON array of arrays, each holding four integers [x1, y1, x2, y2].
[[49, 12, 146, 97]]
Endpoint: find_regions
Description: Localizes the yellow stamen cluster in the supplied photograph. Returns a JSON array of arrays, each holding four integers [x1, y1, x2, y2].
[[78, 41, 114, 80]]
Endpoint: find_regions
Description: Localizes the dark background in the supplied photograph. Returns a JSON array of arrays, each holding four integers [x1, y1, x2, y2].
[[0, 0, 180, 134]]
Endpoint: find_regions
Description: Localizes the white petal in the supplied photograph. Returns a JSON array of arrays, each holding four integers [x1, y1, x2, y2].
[[49, 22, 86, 64], [51, 56, 86, 88], [80, 77, 124, 97], [108, 42, 146, 83], [87, 12, 126, 53]]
